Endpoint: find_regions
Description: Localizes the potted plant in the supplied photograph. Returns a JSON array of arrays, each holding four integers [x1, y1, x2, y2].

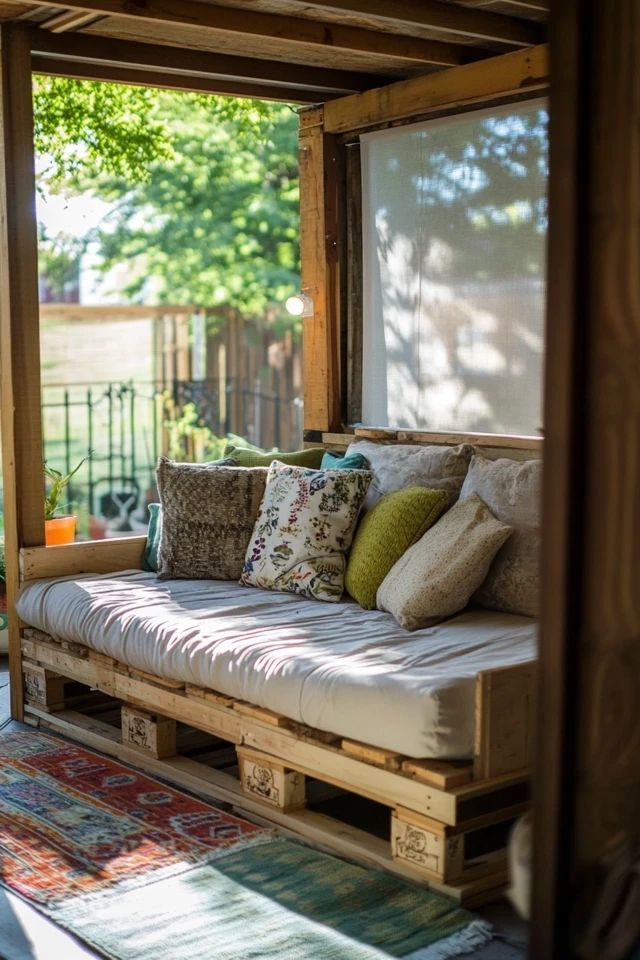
[[44, 457, 88, 546]]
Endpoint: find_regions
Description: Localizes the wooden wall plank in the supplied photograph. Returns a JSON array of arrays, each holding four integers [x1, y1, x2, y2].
[[30, 29, 383, 94], [19, 537, 146, 581], [0, 23, 44, 719], [289, 0, 544, 47], [25, 0, 481, 67], [323, 42, 549, 134], [533, 2, 640, 956], [345, 141, 363, 424], [31, 56, 334, 103], [299, 107, 341, 433]]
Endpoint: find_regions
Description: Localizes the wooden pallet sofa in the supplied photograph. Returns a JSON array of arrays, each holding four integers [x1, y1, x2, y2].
[[14, 429, 540, 907]]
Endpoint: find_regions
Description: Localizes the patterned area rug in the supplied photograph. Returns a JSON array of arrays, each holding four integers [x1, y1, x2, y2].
[[0, 731, 491, 959]]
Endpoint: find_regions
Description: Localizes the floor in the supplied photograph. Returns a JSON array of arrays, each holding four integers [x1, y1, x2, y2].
[[0, 657, 527, 959]]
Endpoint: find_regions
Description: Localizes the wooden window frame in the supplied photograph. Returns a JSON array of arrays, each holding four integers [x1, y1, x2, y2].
[[299, 43, 549, 447]]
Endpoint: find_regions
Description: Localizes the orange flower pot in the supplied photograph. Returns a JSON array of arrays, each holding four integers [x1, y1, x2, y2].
[[45, 516, 76, 546]]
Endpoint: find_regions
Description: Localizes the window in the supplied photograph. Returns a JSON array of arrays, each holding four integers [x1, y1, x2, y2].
[[360, 100, 548, 436]]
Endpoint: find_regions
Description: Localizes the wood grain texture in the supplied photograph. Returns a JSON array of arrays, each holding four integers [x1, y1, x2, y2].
[[473, 662, 536, 780], [323, 42, 549, 133], [345, 141, 363, 424], [19, 537, 146, 581], [573, 0, 640, 929], [533, 2, 640, 956], [299, 107, 342, 432], [28, 0, 495, 66], [31, 56, 337, 102], [0, 24, 45, 720], [30, 28, 384, 93], [263, 0, 544, 46]]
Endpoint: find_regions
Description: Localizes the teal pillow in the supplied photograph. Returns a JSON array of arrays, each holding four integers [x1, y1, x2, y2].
[[224, 444, 325, 469], [142, 502, 161, 572], [321, 450, 368, 470], [345, 486, 449, 610]]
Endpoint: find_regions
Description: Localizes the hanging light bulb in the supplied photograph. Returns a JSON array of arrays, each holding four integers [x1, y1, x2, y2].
[[285, 293, 314, 318]]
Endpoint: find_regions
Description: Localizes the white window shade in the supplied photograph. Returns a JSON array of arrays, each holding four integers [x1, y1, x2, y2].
[[361, 100, 548, 436]]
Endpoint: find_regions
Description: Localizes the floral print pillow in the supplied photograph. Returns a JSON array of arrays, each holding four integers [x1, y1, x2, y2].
[[240, 460, 371, 602]]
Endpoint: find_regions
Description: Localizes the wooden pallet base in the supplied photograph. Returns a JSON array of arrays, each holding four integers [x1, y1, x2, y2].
[[19, 629, 529, 905], [24, 704, 508, 907]]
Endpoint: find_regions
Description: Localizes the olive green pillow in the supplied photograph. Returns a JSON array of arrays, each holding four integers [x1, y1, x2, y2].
[[345, 486, 449, 610], [224, 443, 325, 469]]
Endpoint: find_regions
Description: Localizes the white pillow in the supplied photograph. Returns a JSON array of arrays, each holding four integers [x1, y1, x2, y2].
[[377, 494, 512, 630], [346, 440, 474, 512], [240, 460, 371, 602], [459, 454, 541, 617]]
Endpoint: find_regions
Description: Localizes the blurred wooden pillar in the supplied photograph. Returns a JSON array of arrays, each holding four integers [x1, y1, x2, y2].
[[534, 4, 640, 957], [0, 24, 45, 720]]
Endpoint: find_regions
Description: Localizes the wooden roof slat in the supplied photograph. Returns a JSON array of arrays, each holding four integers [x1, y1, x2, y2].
[[274, 0, 544, 46], [41, 7, 99, 29], [31, 0, 494, 66], [31, 29, 390, 93], [32, 55, 332, 101]]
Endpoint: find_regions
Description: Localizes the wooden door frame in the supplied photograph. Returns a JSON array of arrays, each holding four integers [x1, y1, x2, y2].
[[4, 18, 639, 955], [532, 3, 640, 958]]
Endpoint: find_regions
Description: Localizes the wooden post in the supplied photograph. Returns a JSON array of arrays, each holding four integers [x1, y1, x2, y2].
[[533, 3, 640, 957], [299, 106, 341, 436], [0, 24, 45, 720]]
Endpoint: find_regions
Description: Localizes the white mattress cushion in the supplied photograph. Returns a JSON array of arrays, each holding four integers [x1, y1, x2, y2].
[[16, 572, 537, 759]]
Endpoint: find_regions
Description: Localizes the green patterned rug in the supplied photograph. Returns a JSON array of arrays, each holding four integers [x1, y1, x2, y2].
[[0, 731, 491, 959], [54, 838, 491, 959]]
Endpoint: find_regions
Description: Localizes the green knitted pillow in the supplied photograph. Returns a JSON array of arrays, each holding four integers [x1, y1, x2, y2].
[[224, 443, 325, 469], [345, 486, 449, 610]]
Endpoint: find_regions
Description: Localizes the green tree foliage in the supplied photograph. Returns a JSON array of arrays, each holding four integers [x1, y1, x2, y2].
[[34, 78, 300, 316], [33, 76, 172, 186]]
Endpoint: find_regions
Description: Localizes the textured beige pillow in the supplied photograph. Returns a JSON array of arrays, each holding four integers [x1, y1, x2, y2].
[[376, 494, 513, 631], [157, 457, 267, 580], [459, 454, 541, 617], [345, 440, 474, 512]]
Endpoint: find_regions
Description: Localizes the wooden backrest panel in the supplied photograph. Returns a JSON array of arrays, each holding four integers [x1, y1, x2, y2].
[[321, 429, 542, 462], [20, 537, 147, 582]]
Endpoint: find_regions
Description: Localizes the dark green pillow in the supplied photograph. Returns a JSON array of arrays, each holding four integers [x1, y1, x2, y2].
[[321, 450, 368, 470], [345, 486, 449, 610], [224, 443, 325, 469]]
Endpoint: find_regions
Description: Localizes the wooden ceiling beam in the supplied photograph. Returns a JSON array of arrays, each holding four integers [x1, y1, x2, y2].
[[30, 30, 387, 93], [31, 0, 490, 66], [288, 0, 544, 47], [323, 42, 549, 134], [31, 55, 331, 102]]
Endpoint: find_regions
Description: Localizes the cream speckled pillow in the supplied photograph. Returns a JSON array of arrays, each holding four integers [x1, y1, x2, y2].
[[345, 440, 474, 512], [459, 454, 541, 617], [157, 458, 267, 580], [376, 494, 513, 631]]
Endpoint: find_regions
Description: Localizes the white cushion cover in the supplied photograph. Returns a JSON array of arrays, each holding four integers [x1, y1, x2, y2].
[[459, 454, 542, 616], [16, 572, 536, 759], [346, 439, 474, 511]]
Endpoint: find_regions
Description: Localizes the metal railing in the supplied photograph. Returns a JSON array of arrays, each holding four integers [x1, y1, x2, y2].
[[41, 379, 303, 534]]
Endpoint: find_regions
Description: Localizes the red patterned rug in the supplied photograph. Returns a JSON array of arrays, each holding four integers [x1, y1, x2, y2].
[[0, 730, 491, 960], [0, 729, 267, 907]]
